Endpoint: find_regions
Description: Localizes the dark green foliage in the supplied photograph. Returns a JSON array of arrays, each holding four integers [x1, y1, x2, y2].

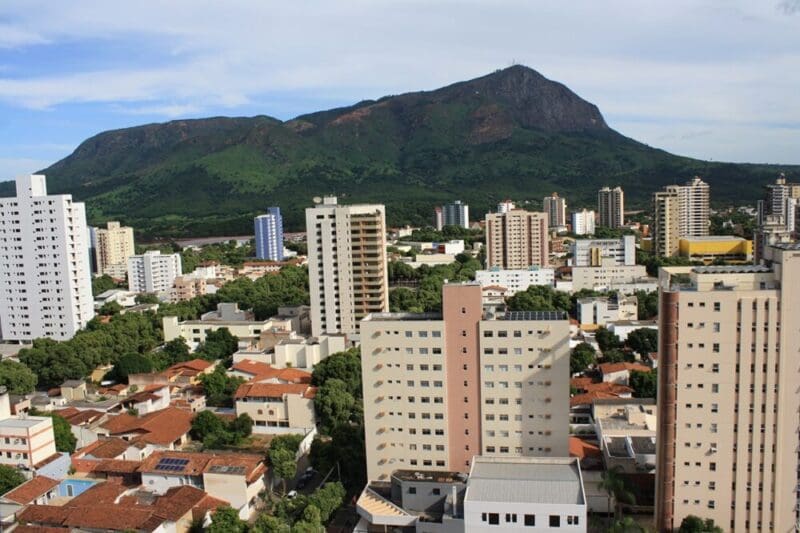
[[110, 353, 154, 383], [199, 366, 246, 407], [506, 285, 571, 313], [398, 226, 484, 244], [207, 506, 248, 533], [35, 67, 795, 239], [0, 360, 37, 394], [213, 266, 309, 320], [195, 328, 239, 364], [252, 514, 291, 533], [92, 274, 118, 296], [309, 425, 366, 494], [626, 328, 658, 355], [602, 349, 632, 363], [314, 379, 356, 434], [18, 312, 162, 389], [630, 370, 657, 398], [635, 290, 658, 319], [179, 240, 255, 272], [98, 301, 123, 316], [270, 434, 304, 455], [388, 257, 481, 313], [192, 411, 253, 449], [36, 412, 78, 453], [307, 482, 345, 523], [135, 293, 160, 305], [159, 337, 192, 366], [0, 464, 26, 495], [636, 248, 695, 277], [311, 349, 361, 399], [596, 327, 623, 352], [570, 343, 596, 375], [679, 515, 723, 533]]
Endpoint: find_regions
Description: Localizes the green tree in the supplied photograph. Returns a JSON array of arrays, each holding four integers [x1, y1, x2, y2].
[[570, 343, 596, 375], [91, 274, 118, 296], [596, 327, 623, 352], [207, 506, 248, 533], [48, 413, 77, 453], [311, 349, 362, 398], [506, 285, 571, 314], [635, 290, 658, 319], [599, 466, 636, 524], [307, 482, 346, 523], [0, 465, 26, 495], [191, 410, 226, 441], [161, 337, 191, 365], [630, 370, 657, 398], [602, 348, 630, 364], [196, 328, 239, 363], [270, 434, 304, 454], [389, 287, 423, 312], [679, 515, 723, 533], [0, 360, 37, 394], [253, 514, 291, 533], [199, 366, 245, 407], [98, 301, 123, 316], [314, 379, 355, 434], [626, 328, 658, 355], [135, 293, 160, 304], [608, 516, 647, 532], [270, 447, 297, 495], [111, 353, 154, 383]]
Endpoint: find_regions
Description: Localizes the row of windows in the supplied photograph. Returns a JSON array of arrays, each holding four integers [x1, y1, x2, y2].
[[481, 513, 578, 527]]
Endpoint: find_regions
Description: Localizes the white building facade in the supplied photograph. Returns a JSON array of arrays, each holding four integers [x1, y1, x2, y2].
[[475, 268, 555, 296], [0, 174, 94, 341], [127, 250, 182, 294], [570, 209, 595, 236], [572, 235, 636, 267]]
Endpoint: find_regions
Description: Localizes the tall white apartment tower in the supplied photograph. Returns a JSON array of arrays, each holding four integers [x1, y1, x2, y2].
[[0, 174, 94, 341], [675, 176, 710, 238], [127, 250, 182, 294], [306, 196, 389, 337], [597, 186, 625, 229]]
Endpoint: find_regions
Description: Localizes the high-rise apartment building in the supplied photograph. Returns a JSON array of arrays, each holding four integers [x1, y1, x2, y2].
[[653, 189, 681, 257], [655, 246, 800, 532], [127, 250, 182, 294], [441, 201, 470, 229], [0, 175, 94, 341], [497, 199, 516, 214], [571, 209, 596, 236], [572, 235, 636, 267], [306, 196, 388, 337], [542, 193, 567, 230], [597, 186, 624, 229], [434, 206, 444, 231], [485, 210, 549, 269], [93, 221, 135, 278], [361, 283, 570, 481], [254, 207, 284, 261]]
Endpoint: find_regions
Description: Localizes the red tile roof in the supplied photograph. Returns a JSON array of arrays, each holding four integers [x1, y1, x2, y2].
[[153, 485, 227, 521], [234, 382, 317, 400], [84, 437, 131, 459], [2, 475, 59, 504], [599, 362, 651, 375], [139, 450, 265, 482], [570, 391, 623, 406], [56, 408, 106, 426], [569, 437, 602, 460], [231, 360, 311, 384], [101, 406, 192, 446]]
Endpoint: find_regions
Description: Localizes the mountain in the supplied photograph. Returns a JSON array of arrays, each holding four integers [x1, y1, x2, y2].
[[15, 65, 796, 238]]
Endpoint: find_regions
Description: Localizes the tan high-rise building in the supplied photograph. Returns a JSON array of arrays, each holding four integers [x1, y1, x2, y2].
[[597, 186, 625, 229], [485, 209, 549, 269], [306, 196, 388, 338], [543, 193, 567, 229], [655, 246, 800, 532], [361, 283, 570, 481], [653, 189, 681, 257], [94, 221, 135, 278]]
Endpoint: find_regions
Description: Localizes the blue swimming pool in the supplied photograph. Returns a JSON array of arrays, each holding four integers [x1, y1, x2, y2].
[[58, 478, 97, 498]]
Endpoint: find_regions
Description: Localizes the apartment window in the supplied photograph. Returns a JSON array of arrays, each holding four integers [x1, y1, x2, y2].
[[710, 462, 716, 471], [408, 487, 417, 494], [567, 516, 579, 525], [712, 343, 720, 353], [405, 331, 413, 337], [713, 302, 720, 311], [524, 515, 536, 526], [713, 322, 720, 332], [711, 404, 718, 413], [549, 515, 560, 527], [711, 384, 719, 393], [488, 513, 499, 525], [712, 364, 719, 373]]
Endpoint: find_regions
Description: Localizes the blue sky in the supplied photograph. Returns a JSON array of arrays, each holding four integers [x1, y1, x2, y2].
[[0, 0, 799, 181]]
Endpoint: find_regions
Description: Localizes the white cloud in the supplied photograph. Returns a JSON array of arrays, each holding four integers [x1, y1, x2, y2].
[[0, 0, 797, 162]]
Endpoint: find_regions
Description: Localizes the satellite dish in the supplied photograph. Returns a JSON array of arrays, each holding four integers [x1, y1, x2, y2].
[[313, 196, 322, 204]]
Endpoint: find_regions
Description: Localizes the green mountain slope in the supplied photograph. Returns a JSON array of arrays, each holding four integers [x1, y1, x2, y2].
[[16, 65, 796, 237]]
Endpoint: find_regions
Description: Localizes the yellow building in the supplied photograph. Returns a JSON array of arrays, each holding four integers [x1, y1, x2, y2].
[[678, 236, 753, 264]]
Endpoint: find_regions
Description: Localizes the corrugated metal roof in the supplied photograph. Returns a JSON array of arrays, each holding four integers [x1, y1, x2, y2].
[[465, 459, 583, 505]]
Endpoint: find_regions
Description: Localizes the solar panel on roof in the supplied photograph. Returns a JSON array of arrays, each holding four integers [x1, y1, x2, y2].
[[155, 457, 189, 471]]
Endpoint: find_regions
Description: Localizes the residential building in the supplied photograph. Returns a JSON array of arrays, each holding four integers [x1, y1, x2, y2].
[[0, 387, 57, 468], [361, 283, 570, 482], [234, 369, 317, 435], [0, 174, 94, 342], [463, 457, 586, 532], [754, 214, 795, 263], [543, 193, 567, 230], [606, 320, 658, 343], [0, 475, 60, 527], [599, 362, 651, 386], [485, 209, 549, 269], [653, 188, 681, 257], [100, 406, 193, 450], [756, 174, 800, 228], [497, 199, 516, 214], [254, 207, 284, 261], [232, 333, 347, 371], [572, 235, 635, 267], [678, 236, 753, 264], [127, 250, 182, 294], [93, 221, 135, 278], [170, 274, 209, 302], [576, 296, 637, 327], [597, 186, 624, 229], [570, 264, 649, 292], [474, 267, 555, 296], [593, 399, 656, 474], [94, 289, 137, 310], [655, 248, 800, 532], [441, 200, 470, 229], [571, 209, 596, 236], [139, 450, 266, 519], [434, 206, 444, 230], [306, 196, 389, 337]]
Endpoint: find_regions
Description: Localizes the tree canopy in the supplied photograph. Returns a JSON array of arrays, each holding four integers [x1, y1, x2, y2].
[[0, 360, 37, 394], [630, 370, 657, 399], [506, 285, 571, 314], [570, 343, 596, 375], [626, 328, 658, 356], [0, 465, 26, 495], [199, 366, 245, 407], [679, 515, 724, 533]]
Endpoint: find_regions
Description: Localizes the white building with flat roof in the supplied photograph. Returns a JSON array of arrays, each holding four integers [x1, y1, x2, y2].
[[127, 250, 182, 294], [571, 209, 595, 236], [572, 235, 635, 267], [475, 268, 555, 296], [463, 456, 586, 532], [0, 388, 57, 468], [0, 174, 94, 341]]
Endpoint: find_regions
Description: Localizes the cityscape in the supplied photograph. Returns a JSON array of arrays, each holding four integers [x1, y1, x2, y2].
[[0, 3, 798, 533]]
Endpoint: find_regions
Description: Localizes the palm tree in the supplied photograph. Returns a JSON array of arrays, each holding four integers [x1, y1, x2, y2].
[[599, 466, 637, 524]]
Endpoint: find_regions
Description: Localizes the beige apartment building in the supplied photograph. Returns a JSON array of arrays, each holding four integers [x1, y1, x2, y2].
[[361, 283, 570, 482], [653, 189, 681, 257], [485, 209, 549, 269], [306, 196, 389, 338], [655, 245, 800, 532], [653, 178, 711, 257], [94, 221, 135, 278]]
